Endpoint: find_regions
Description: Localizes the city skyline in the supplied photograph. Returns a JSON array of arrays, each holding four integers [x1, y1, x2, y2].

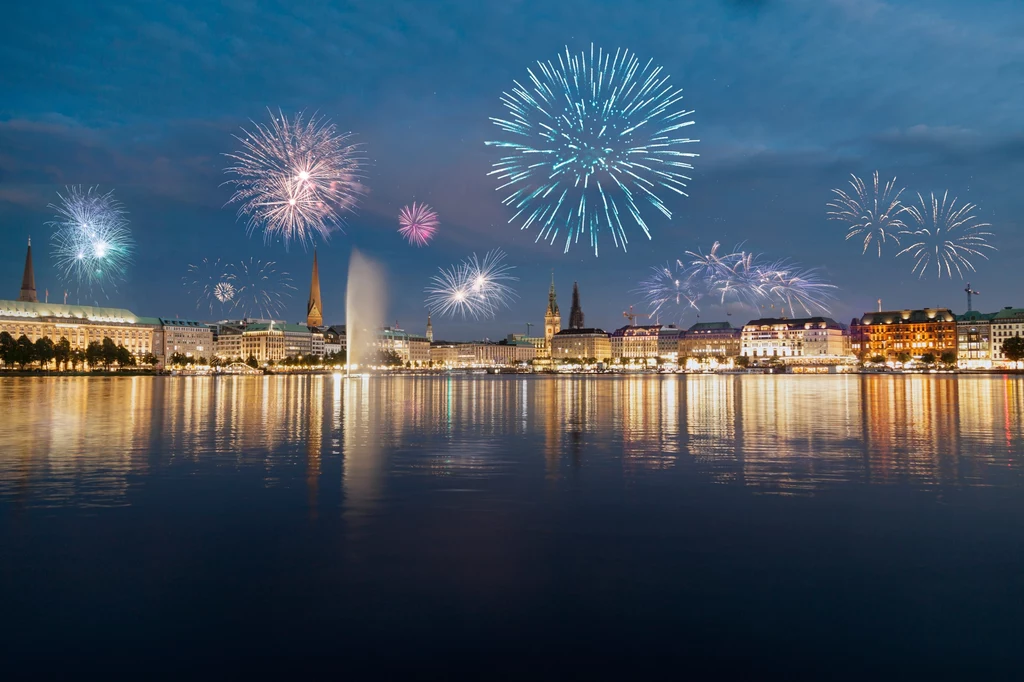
[[1, 0, 1021, 339]]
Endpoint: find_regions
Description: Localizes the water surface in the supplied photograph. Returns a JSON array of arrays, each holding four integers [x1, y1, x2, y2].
[[2, 375, 1023, 677]]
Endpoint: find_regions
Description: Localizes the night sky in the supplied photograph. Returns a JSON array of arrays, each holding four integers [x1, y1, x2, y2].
[[2, 0, 1022, 340]]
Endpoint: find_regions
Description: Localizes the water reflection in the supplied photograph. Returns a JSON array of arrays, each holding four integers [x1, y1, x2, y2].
[[2, 374, 1024, 509]]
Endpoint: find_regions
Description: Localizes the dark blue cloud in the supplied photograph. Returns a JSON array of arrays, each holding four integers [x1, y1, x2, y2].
[[1, 0, 1022, 339]]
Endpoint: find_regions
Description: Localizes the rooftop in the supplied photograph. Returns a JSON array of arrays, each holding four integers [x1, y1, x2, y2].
[[745, 316, 844, 329], [992, 307, 1024, 321], [553, 327, 608, 336], [688, 321, 734, 332], [857, 308, 956, 325], [957, 311, 997, 322], [0, 298, 140, 323]]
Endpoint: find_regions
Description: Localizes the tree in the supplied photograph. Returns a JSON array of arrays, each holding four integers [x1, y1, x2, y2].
[[736, 356, 750, 369], [34, 336, 55, 370], [940, 350, 957, 367], [70, 349, 86, 371], [920, 352, 936, 366], [0, 331, 15, 368], [1002, 335, 1024, 366], [896, 352, 912, 364], [100, 337, 119, 369], [245, 355, 259, 369], [55, 337, 72, 371], [14, 335, 36, 369], [115, 344, 135, 368], [142, 352, 160, 368], [870, 354, 886, 364], [85, 341, 103, 369], [197, 356, 208, 366]]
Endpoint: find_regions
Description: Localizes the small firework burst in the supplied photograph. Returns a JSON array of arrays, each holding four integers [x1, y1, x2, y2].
[[48, 186, 134, 300], [897, 192, 995, 279], [827, 171, 908, 257], [398, 202, 439, 246], [426, 249, 518, 320], [224, 109, 365, 247]]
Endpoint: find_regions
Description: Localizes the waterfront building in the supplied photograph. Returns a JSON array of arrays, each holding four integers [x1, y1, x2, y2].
[[467, 339, 536, 366], [161, 318, 213, 361], [990, 307, 1024, 366], [956, 310, 995, 369], [322, 326, 344, 356], [610, 325, 661, 363], [741, 317, 850, 360], [240, 323, 286, 364], [657, 325, 683, 363], [379, 327, 430, 365], [850, 308, 956, 360], [306, 251, 323, 328], [0, 298, 161, 360], [429, 343, 460, 367], [551, 328, 611, 362], [543, 274, 561, 356], [678, 322, 742, 360]]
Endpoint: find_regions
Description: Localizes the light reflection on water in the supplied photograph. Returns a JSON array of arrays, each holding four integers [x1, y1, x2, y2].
[[1, 374, 1023, 510]]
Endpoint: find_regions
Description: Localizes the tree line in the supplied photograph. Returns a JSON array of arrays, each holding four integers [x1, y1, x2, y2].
[[0, 332, 159, 371]]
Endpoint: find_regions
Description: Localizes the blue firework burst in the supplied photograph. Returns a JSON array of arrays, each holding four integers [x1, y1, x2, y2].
[[486, 44, 698, 256]]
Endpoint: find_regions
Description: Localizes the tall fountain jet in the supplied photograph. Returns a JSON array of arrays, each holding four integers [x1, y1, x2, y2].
[[345, 248, 386, 375]]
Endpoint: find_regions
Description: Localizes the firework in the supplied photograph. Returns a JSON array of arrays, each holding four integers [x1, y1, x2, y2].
[[227, 258, 297, 319], [639, 242, 837, 319], [897, 192, 995, 279], [638, 261, 699, 318], [224, 109, 364, 247], [426, 249, 518, 319], [48, 186, 134, 300], [827, 171, 908, 257], [184, 258, 237, 314], [486, 44, 698, 256], [398, 202, 439, 246]]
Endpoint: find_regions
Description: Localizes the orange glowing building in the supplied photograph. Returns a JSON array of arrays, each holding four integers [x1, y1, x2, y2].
[[850, 308, 957, 360]]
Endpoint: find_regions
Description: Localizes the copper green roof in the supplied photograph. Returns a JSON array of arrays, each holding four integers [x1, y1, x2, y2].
[[0, 298, 140, 323], [992, 307, 1024, 320], [688, 321, 734, 331], [956, 311, 996, 322]]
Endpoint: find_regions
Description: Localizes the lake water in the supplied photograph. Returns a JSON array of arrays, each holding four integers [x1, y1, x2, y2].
[[2, 374, 1023, 677]]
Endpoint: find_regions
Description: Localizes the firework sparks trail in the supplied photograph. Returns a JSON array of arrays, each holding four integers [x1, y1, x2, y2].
[[184, 258, 240, 314], [226, 258, 296, 319], [48, 186, 134, 300], [827, 171, 908, 257], [398, 202, 439, 246], [897, 192, 995, 279], [486, 44, 698, 256], [638, 242, 838, 320], [425, 249, 519, 320], [224, 109, 365, 248]]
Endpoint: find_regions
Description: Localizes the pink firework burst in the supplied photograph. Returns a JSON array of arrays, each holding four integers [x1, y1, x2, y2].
[[398, 202, 439, 246]]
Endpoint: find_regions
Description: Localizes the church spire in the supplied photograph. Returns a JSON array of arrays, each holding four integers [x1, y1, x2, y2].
[[18, 237, 37, 303], [569, 281, 584, 329], [546, 270, 559, 316], [426, 314, 433, 343], [306, 250, 323, 328]]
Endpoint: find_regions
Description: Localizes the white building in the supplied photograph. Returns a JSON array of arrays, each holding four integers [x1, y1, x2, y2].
[[741, 317, 851, 361], [161, 318, 213, 361], [990, 307, 1024, 367]]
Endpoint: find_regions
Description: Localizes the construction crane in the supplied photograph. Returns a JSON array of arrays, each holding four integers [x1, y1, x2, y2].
[[525, 322, 533, 337], [965, 283, 980, 312], [623, 306, 650, 326]]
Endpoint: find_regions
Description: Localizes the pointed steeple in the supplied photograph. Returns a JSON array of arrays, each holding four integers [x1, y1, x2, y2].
[[18, 237, 37, 303], [546, 270, 559, 316], [306, 250, 323, 328], [426, 314, 433, 343], [569, 281, 584, 330]]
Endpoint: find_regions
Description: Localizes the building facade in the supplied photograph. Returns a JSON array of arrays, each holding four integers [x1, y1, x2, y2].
[[850, 308, 957, 360], [956, 311, 995, 369], [610, 325, 662, 362], [741, 317, 850, 360], [991, 307, 1024, 366], [551, 328, 611, 362], [240, 324, 286, 364], [657, 325, 683, 362], [161, 319, 213, 361], [379, 327, 430, 365], [0, 299, 161, 361], [679, 322, 742, 359]]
